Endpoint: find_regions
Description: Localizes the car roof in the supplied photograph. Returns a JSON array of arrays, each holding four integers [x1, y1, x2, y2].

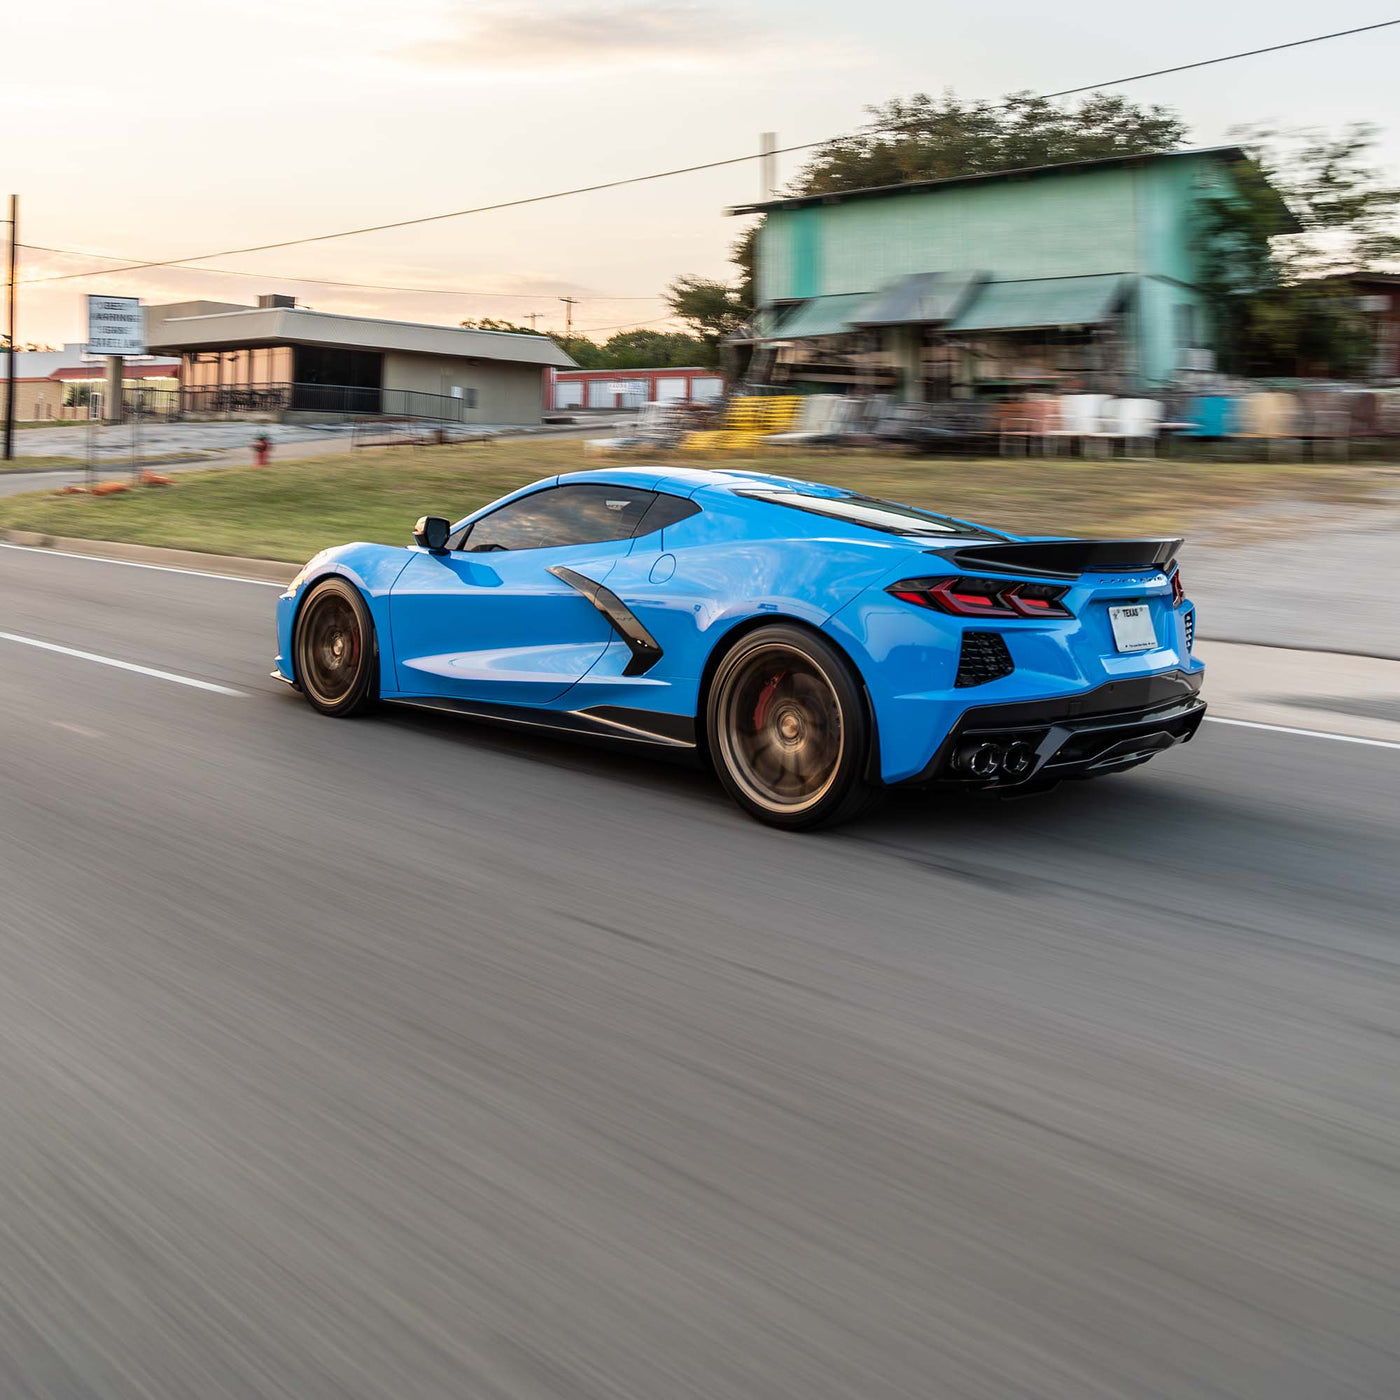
[[554, 466, 1003, 543], [557, 465, 845, 496]]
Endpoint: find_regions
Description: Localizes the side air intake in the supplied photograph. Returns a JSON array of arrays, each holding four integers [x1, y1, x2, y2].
[[956, 632, 1014, 687]]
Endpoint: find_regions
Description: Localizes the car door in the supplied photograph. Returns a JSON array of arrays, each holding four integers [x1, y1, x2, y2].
[[388, 483, 658, 705]]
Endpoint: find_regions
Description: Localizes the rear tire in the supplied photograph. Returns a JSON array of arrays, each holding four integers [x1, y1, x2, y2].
[[293, 578, 379, 717], [706, 624, 874, 830]]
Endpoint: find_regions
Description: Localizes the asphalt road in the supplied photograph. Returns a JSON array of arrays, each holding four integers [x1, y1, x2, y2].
[[2, 544, 1398, 1400]]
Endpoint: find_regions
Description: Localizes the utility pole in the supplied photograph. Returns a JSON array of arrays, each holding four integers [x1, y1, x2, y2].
[[3, 194, 16, 462], [760, 132, 778, 201], [526, 312, 542, 331], [558, 296, 578, 337]]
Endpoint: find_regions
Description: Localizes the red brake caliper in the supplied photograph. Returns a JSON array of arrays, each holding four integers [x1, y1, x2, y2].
[[752, 672, 786, 730]]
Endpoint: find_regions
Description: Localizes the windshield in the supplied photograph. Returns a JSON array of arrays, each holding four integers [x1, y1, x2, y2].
[[736, 489, 999, 538]]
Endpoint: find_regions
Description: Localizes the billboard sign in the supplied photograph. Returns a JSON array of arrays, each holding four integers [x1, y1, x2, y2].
[[86, 295, 146, 356]]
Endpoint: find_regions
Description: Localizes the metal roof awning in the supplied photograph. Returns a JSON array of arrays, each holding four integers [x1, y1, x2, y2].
[[852, 271, 985, 327], [145, 306, 578, 367], [946, 274, 1129, 333], [764, 293, 874, 340]]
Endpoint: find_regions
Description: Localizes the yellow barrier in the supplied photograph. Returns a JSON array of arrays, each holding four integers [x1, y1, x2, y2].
[[677, 396, 803, 453]]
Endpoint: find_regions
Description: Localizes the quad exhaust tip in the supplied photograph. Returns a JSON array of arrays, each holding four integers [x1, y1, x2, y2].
[[954, 740, 1038, 780], [1002, 742, 1036, 777]]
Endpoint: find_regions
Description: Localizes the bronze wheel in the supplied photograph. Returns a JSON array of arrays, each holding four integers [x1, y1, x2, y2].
[[707, 625, 873, 829], [294, 578, 378, 716]]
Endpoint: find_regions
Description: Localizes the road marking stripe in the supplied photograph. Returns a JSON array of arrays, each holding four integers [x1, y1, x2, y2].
[[0, 631, 246, 696], [0, 541, 285, 587], [1204, 715, 1400, 751]]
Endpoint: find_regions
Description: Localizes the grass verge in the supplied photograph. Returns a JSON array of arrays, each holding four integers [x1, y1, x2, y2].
[[0, 438, 1383, 562]]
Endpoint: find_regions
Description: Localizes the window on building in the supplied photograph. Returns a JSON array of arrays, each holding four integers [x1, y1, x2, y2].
[[461, 484, 660, 552], [292, 345, 382, 389]]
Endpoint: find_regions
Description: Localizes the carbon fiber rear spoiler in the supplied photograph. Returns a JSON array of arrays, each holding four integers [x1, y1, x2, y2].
[[934, 538, 1183, 581]]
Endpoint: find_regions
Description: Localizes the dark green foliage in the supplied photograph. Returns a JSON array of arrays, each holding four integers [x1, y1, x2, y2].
[[460, 318, 709, 371], [1197, 126, 1400, 376], [663, 275, 748, 368], [789, 90, 1188, 195], [598, 329, 709, 368]]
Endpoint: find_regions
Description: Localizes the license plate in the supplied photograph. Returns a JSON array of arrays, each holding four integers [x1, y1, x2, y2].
[[1109, 604, 1156, 653]]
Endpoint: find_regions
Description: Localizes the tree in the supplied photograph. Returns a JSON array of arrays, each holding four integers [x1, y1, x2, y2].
[[664, 275, 749, 368], [459, 317, 544, 335], [1197, 125, 1400, 376], [599, 328, 708, 368], [789, 90, 1188, 196], [458, 318, 709, 370], [728, 224, 757, 312], [553, 335, 609, 369]]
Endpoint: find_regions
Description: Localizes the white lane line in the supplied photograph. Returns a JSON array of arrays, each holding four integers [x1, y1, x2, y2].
[[0, 540, 285, 587], [0, 631, 246, 696], [1205, 715, 1400, 752]]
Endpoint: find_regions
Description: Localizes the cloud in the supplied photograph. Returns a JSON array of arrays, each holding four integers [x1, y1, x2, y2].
[[398, 1, 759, 71]]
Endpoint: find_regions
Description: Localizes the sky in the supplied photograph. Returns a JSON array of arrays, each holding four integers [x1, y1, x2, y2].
[[4, 0, 1399, 347]]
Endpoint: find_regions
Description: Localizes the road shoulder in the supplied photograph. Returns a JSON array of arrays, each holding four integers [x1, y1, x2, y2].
[[0, 529, 298, 584], [1194, 639, 1400, 745]]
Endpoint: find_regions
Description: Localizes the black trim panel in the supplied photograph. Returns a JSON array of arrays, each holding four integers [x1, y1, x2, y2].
[[958, 670, 1202, 727], [549, 565, 664, 677], [936, 537, 1184, 580], [386, 696, 696, 749], [906, 670, 1206, 786], [580, 706, 696, 746]]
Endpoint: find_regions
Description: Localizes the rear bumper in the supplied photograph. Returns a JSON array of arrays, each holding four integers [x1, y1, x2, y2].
[[902, 669, 1205, 788]]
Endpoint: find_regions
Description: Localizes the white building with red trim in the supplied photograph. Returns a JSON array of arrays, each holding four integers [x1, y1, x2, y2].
[[546, 366, 725, 411]]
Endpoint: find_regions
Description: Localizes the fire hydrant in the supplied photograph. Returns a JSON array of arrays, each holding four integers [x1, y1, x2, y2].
[[252, 433, 272, 467]]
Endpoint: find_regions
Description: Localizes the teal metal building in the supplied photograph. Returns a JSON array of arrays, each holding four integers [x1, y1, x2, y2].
[[731, 146, 1292, 398]]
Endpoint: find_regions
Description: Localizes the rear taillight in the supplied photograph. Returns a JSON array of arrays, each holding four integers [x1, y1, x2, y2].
[[1170, 566, 1185, 608], [887, 575, 1072, 618]]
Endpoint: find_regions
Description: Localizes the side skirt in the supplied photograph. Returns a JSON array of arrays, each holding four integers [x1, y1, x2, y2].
[[385, 696, 697, 750]]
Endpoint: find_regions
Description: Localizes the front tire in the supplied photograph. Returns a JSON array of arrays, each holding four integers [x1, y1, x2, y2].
[[293, 578, 379, 717], [706, 624, 874, 830]]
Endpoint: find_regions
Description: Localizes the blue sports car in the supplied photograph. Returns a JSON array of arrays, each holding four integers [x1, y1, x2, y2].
[[275, 466, 1205, 828]]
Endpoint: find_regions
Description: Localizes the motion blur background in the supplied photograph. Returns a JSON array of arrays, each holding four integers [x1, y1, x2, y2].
[[2, 3, 1399, 1398]]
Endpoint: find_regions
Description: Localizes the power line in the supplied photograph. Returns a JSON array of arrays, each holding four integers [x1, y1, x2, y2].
[[1036, 19, 1400, 100], [18, 18, 1399, 289], [19, 145, 808, 286], [574, 314, 680, 335], [18, 243, 665, 300]]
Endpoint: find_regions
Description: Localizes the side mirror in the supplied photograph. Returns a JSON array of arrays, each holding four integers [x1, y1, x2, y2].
[[413, 515, 451, 553]]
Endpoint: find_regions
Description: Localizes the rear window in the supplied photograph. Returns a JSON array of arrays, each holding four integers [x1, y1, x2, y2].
[[736, 489, 999, 539]]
